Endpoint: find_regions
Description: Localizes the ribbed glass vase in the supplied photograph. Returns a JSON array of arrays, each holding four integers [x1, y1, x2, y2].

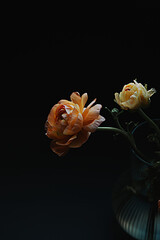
[[112, 120, 160, 240]]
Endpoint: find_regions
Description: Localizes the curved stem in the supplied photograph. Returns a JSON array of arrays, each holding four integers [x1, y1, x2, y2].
[[97, 126, 153, 166], [105, 107, 124, 131], [114, 110, 125, 131], [97, 126, 129, 138], [114, 116, 124, 131], [138, 108, 160, 140]]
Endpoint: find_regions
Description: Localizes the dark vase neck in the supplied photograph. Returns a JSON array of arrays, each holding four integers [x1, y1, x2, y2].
[[131, 118, 160, 166]]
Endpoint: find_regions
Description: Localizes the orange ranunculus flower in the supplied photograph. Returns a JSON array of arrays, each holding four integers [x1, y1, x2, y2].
[[45, 92, 105, 156], [114, 79, 156, 110]]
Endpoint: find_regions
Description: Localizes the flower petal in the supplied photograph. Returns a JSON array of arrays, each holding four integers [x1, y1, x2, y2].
[[114, 93, 121, 105], [121, 97, 140, 110], [86, 98, 97, 109], [45, 123, 57, 139], [58, 99, 74, 106], [70, 92, 81, 105], [63, 105, 83, 135], [45, 121, 64, 140], [83, 115, 105, 132], [80, 93, 88, 112], [83, 104, 102, 125], [69, 130, 91, 148], [56, 135, 77, 146], [47, 104, 59, 126], [50, 140, 69, 156], [82, 98, 96, 119], [147, 88, 156, 97]]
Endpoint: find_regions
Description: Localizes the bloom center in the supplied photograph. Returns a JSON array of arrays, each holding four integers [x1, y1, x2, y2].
[[56, 106, 66, 121], [125, 88, 131, 91]]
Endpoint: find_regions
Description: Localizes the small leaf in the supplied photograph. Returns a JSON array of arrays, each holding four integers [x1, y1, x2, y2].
[[111, 108, 119, 115]]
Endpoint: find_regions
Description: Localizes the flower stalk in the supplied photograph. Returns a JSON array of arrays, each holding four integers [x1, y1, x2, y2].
[[97, 126, 153, 166], [105, 107, 124, 130], [138, 108, 160, 141]]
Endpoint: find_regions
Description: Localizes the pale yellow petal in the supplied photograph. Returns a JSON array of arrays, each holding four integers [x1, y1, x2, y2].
[[114, 93, 121, 105], [121, 98, 140, 110], [133, 79, 138, 84], [147, 88, 156, 97]]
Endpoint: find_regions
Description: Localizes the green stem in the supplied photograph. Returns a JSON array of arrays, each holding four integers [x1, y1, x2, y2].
[[114, 116, 124, 131], [97, 126, 153, 166], [105, 107, 124, 131], [138, 108, 160, 140], [97, 126, 129, 139]]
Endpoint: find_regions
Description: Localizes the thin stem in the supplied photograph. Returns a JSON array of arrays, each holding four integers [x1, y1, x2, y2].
[[138, 108, 160, 140], [105, 107, 124, 131], [117, 110, 124, 117], [97, 126, 128, 138], [97, 126, 153, 166], [115, 110, 125, 130], [114, 116, 124, 131]]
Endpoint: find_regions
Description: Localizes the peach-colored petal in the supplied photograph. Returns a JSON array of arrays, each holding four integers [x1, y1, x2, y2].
[[79, 93, 88, 113], [63, 105, 83, 135], [56, 135, 77, 146], [45, 125, 57, 139], [64, 105, 74, 115], [45, 121, 62, 140], [58, 101, 75, 114], [63, 113, 83, 135], [58, 99, 74, 106], [70, 92, 81, 105], [83, 104, 102, 125], [82, 98, 96, 118], [50, 140, 69, 156], [69, 130, 91, 148], [86, 98, 97, 109], [47, 104, 59, 126], [83, 115, 105, 132]]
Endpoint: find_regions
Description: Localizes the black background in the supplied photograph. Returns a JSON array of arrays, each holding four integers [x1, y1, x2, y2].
[[1, 8, 160, 240]]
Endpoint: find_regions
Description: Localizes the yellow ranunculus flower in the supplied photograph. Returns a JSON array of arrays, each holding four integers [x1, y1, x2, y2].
[[114, 80, 156, 110]]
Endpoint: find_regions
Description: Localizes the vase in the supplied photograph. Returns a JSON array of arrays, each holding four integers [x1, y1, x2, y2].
[[112, 119, 160, 240]]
